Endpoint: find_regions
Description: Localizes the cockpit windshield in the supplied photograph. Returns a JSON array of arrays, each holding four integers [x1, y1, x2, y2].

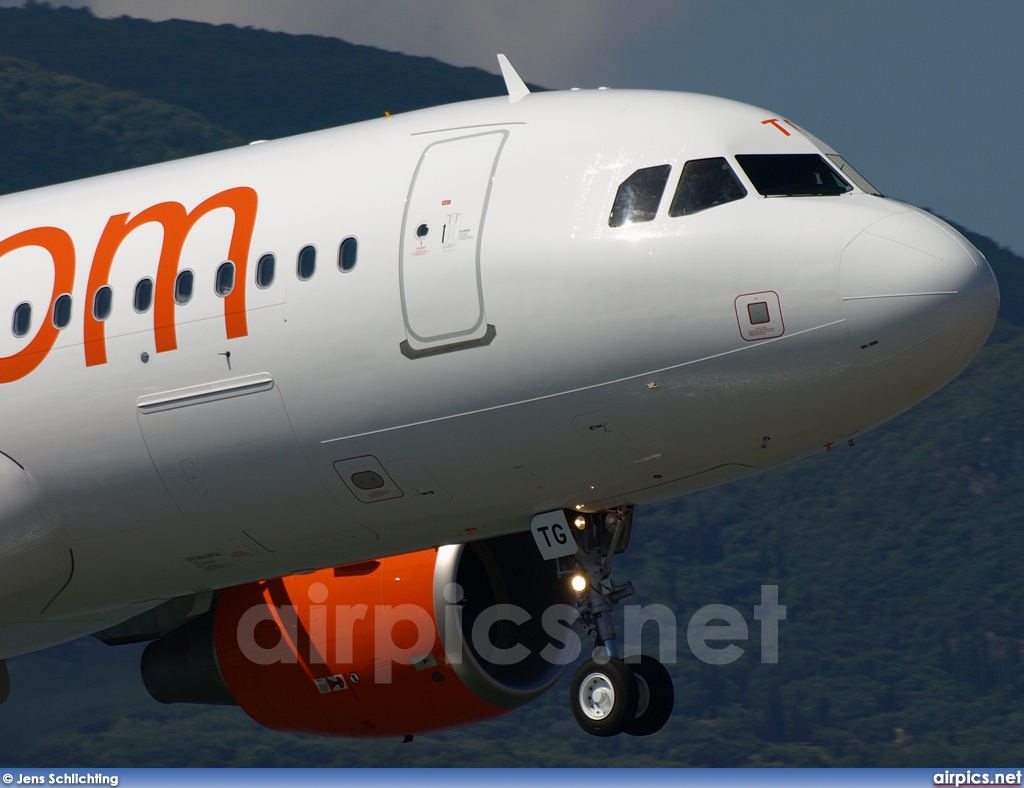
[[736, 154, 852, 197], [824, 154, 882, 196], [608, 164, 672, 227], [668, 157, 747, 217]]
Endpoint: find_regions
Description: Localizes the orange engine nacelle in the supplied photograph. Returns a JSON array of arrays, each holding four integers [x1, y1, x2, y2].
[[141, 531, 579, 738]]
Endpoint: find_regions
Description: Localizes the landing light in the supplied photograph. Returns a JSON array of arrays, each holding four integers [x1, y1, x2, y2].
[[571, 575, 587, 593], [573, 515, 587, 530]]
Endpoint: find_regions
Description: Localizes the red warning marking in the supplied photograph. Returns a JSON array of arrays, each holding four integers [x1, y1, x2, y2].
[[441, 199, 451, 206], [761, 118, 791, 136]]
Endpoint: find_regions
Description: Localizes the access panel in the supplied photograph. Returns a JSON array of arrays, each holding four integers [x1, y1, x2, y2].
[[137, 374, 376, 569]]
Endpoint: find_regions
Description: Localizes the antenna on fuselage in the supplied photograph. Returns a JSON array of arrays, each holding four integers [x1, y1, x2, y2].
[[497, 54, 530, 103]]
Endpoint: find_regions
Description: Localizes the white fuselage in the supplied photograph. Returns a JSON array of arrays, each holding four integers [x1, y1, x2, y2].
[[0, 89, 999, 659]]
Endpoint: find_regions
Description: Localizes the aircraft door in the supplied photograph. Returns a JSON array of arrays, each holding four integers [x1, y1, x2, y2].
[[399, 130, 506, 358]]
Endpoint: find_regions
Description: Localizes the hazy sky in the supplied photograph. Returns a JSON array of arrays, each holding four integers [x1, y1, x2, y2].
[[4, 1, 1023, 256]]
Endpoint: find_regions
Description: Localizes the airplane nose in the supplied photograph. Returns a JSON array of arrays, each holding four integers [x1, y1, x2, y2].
[[841, 209, 999, 398]]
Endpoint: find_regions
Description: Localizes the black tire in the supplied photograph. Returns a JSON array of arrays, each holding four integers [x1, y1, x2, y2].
[[569, 656, 639, 737], [623, 655, 674, 736]]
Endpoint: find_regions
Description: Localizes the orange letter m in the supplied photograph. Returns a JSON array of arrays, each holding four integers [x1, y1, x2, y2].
[[84, 186, 258, 367]]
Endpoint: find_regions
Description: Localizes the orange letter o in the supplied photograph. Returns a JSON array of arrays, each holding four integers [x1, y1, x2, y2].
[[0, 227, 76, 384]]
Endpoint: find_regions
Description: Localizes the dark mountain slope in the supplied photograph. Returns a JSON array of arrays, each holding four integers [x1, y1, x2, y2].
[[0, 2, 518, 142], [955, 225, 1024, 327], [0, 55, 242, 194]]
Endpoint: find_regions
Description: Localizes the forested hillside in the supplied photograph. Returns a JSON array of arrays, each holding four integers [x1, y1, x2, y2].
[[0, 2, 511, 151], [0, 56, 241, 195], [0, 2, 1021, 769]]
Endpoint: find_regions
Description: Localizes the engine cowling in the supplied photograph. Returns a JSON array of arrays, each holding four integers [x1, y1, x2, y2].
[[142, 530, 579, 738]]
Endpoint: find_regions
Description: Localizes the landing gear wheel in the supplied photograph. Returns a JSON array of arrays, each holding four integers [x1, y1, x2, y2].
[[570, 657, 639, 737], [623, 656, 674, 736]]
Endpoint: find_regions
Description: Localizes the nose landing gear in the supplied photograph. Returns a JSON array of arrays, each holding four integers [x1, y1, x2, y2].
[[567, 507, 674, 736]]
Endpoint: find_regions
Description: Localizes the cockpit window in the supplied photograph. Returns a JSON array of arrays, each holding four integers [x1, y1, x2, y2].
[[668, 157, 747, 217], [736, 154, 852, 197], [609, 164, 671, 227], [825, 154, 882, 196], [784, 121, 883, 197]]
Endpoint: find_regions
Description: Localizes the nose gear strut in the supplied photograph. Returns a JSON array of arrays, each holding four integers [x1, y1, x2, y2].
[[566, 506, 674, 736]]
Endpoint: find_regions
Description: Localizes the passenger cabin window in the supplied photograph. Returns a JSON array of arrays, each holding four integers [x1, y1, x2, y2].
[[215, 261, 235, 297], [256, 253, 276, 288], [174, 270, 195, 305], [93, 286, 113, 321], [52, 294, 72, 329], [134, 278, 154, 313], [609, 164, 671, 227], [297, 245, 317, 281], [668, 157, 747, 217], [12, 302, 31, 338], [736, 154, 852, 197], [339, 237, 358, 272]]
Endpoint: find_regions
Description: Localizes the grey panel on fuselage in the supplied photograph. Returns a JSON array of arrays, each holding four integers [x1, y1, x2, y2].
[[137, 375, 376, 563]]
